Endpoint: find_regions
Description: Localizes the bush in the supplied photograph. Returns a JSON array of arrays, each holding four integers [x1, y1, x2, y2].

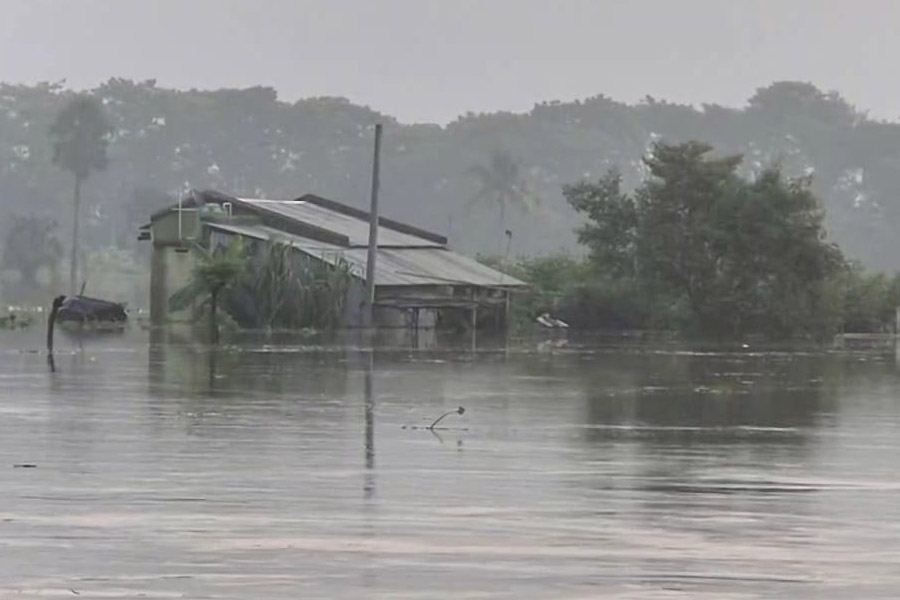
[[837, 264, 900, 333]]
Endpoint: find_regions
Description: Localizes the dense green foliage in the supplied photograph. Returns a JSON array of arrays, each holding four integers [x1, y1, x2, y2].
[[170, 237, 355, 336], [4, 79, 900, 271], [566, 141, 845, 338], [224, 240, 355, 331], [836, 264, 900, 333], [494, 255, 900, 339], [169, 238, 248, 343], [484, 141, 900, 339], [479, 253, 587, 333]]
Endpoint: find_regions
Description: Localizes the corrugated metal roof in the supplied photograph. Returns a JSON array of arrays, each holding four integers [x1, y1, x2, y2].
[[206, 222, 526, 288], [335, 247, 527, 288], [236, 198, 441, 248]]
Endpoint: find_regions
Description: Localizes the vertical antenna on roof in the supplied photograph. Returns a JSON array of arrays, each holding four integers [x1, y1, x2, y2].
[[363, 123, 383, 330]]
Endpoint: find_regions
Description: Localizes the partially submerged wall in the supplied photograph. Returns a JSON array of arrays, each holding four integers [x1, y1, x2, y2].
[[149, 246, 195, 325]]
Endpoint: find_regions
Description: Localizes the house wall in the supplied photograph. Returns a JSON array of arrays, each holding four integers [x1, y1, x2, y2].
[[149, 245, 196, 325], [372, 306, 438, 329], [372, 285, 451, 330], [343, 278, 366, 327], [341, 283, 449, 329], [152, 210, 200, 245]]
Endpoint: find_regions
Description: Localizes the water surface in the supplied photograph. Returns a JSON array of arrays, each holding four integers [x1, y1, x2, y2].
[[2, 330, 899, 598]]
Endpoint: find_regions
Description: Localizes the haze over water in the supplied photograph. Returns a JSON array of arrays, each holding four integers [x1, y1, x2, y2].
[[2, 330, 899, 598]]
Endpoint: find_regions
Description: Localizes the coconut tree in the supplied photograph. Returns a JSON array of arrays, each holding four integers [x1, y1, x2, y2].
[[466, 151, 539, 250], [49, 95, 112, 294]]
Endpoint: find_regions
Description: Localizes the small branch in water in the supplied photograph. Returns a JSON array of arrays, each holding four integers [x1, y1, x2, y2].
[[428, 406, 466, 431]]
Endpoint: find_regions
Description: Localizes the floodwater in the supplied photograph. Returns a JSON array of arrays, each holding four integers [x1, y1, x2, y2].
[[2, 330, 900, 599]]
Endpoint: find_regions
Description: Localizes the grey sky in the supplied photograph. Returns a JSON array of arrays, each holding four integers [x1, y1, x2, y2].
[[1, 0, 896, 123]]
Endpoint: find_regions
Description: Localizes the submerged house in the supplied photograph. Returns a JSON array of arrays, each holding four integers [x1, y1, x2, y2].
[[139, 189, 526, 331]]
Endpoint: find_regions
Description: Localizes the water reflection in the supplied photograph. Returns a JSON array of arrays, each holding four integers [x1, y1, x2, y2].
[[363, 348, 376, 498], [578, 350, 841, 442]]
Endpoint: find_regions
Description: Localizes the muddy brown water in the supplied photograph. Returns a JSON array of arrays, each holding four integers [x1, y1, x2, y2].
[[2, 329, 899, 598]]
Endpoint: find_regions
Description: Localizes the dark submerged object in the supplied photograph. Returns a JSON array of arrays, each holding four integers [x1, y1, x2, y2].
[[56, 295, 128, 330]]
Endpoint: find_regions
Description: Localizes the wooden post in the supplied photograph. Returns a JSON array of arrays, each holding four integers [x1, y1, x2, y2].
[[503, 290, 511, 358], [504, 290, 511, 335], [470, 302, 477, 352], [363, 124, 383, 330], [177, 190, 183, 241]]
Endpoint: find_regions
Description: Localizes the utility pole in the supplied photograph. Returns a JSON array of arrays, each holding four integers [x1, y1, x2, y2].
[[363, 123, 382, 329]]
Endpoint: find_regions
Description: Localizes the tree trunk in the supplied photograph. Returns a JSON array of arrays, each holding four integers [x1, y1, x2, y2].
[[209, 288, 219, 345], [69, 176, 82, 295]]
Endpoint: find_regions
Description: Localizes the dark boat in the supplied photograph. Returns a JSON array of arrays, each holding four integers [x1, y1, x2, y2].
[[56, 295, 128, 331]]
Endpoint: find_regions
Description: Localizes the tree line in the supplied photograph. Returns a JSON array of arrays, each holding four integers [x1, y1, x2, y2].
[[2, 78, 900, 335], [3, 79, 900, 266], [494, 140, 900, 339]]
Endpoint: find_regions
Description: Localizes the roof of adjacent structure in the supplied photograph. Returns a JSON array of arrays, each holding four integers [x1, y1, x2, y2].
[[207, 221, 527, 288], [144, 190, 448, 248], [234, 197, 444, 248]]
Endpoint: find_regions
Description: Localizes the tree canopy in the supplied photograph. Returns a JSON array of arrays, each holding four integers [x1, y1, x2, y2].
[[566, 141, 846, 338], [49, 95, 111, 180]]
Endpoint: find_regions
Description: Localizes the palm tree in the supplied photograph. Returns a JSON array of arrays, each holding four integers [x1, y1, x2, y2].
[[466, 151, 538, 232], [49, 95, 112, 294], [169, 238, 247, 344]]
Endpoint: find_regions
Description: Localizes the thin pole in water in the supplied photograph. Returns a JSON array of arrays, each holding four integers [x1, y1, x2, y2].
[[363, 124, 382, 330]]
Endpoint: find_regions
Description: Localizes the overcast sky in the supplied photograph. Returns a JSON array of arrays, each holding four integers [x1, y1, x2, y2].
[[1, 0, 896, 123]]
